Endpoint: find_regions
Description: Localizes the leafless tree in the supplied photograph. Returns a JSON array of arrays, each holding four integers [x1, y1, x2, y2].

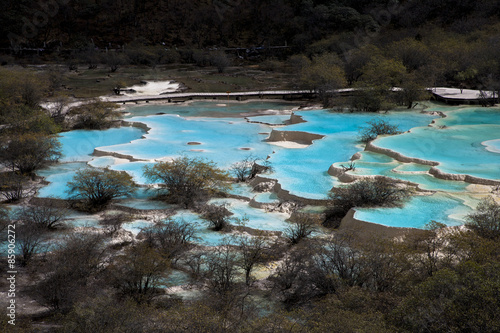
[[340, 161, 356, 172], [33, 233, 106, 312], [142, 218, 197, 262], [15, 223, 49, 266], [204, 244, 239, 295], [0, 172, 29, 202], [210, 51, 231, 73], [271, 246, 315, 307], [230, 155, 272, 182], [16, 203, 68, 230], [235, 235, 273, 286], [358, 118, 402, 142], [108, 243, 170, 304], [284, 213, 318, 245], [199, 203, 233, 231]]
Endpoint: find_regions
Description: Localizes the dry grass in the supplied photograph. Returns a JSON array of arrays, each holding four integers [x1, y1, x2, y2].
[[59, 64, 296, 98]]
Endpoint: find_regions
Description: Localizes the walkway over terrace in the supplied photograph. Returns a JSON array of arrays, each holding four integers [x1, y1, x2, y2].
[[429, 87, 498, 105], [101, 89, 356, 103], [100, 87, 498, 105]]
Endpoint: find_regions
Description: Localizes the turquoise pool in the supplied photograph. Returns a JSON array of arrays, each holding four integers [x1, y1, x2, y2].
[[35, 101, 499, 230]]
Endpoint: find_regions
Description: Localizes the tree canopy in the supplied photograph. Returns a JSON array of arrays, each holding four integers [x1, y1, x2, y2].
[[0, 67, 62, 178], [326, 178, 414, 226], [465, 196, 500, 239], [109, 243, 170, 304], [0, 133, 62, 175], [2, 0, 499, 51], [143, 156, 231, 208], [68, 100, 120, 130], [67, 168, 137, 210]]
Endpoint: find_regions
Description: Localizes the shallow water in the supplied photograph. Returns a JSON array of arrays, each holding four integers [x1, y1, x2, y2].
[[58, 127, 144, 162], [169, 210, 251, 246], [37, 162, 88, 198], [36, 162, 148, 200], [35, 101, 500, 229], [115, 198, 174, 210], [247, 114, 292, 125], [334, 153, 470, 192], [64, 212, 102, 228], [227, 182, 255, 198], [122, 219, 154, 235], [483, 139, 500, 153], [393, 163, 431, 172], [375, 123, 500, 180], [37, 127, 146, 198], [253, 192, 280, 203], [87, 156, 130, 168], [124, 101, 299, 118], [110, 161, 156, 184], [354, 193, 470, 229], [266, 110, 434, 198], [94, 109, 433, 198], [160, 270, 190, 287], [98, 115, 275, 169], [209, 198, 291, 232], [433, 107, 500, 127]]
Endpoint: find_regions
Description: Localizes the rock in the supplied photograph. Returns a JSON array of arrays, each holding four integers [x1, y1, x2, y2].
[[266, 129, 324, 144], [253, 181, 276, 192], [350, 152, 362, 160], [267, 201, 301, 214], [119, 88, 137, 94], [109, 229, 135, 246]]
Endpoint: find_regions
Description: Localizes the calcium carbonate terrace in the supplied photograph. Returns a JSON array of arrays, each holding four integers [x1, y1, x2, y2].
[[372, 108, 500, 182], [36, 92, 500, 233]]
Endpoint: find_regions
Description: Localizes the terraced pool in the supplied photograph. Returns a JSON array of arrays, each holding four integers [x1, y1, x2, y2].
[[36, 101, 500, 232]]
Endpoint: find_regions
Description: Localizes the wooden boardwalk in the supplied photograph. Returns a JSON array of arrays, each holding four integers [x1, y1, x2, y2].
[[101, 88, 359, 104], [101, 90, 313, 103], [100, 87, 497, 105], [429, 87, 498, 104]]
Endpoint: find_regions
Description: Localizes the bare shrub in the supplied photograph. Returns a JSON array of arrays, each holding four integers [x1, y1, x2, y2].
[[0, 172, 29, 202], [16, 203, 68, 229], [359, 118, 402, 142], [199, 203, 232, 231], [284, 213, 318, 245], [142, 218, 197, 262], [230, 155, 272, 182], [100, 213, 132, 234]]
